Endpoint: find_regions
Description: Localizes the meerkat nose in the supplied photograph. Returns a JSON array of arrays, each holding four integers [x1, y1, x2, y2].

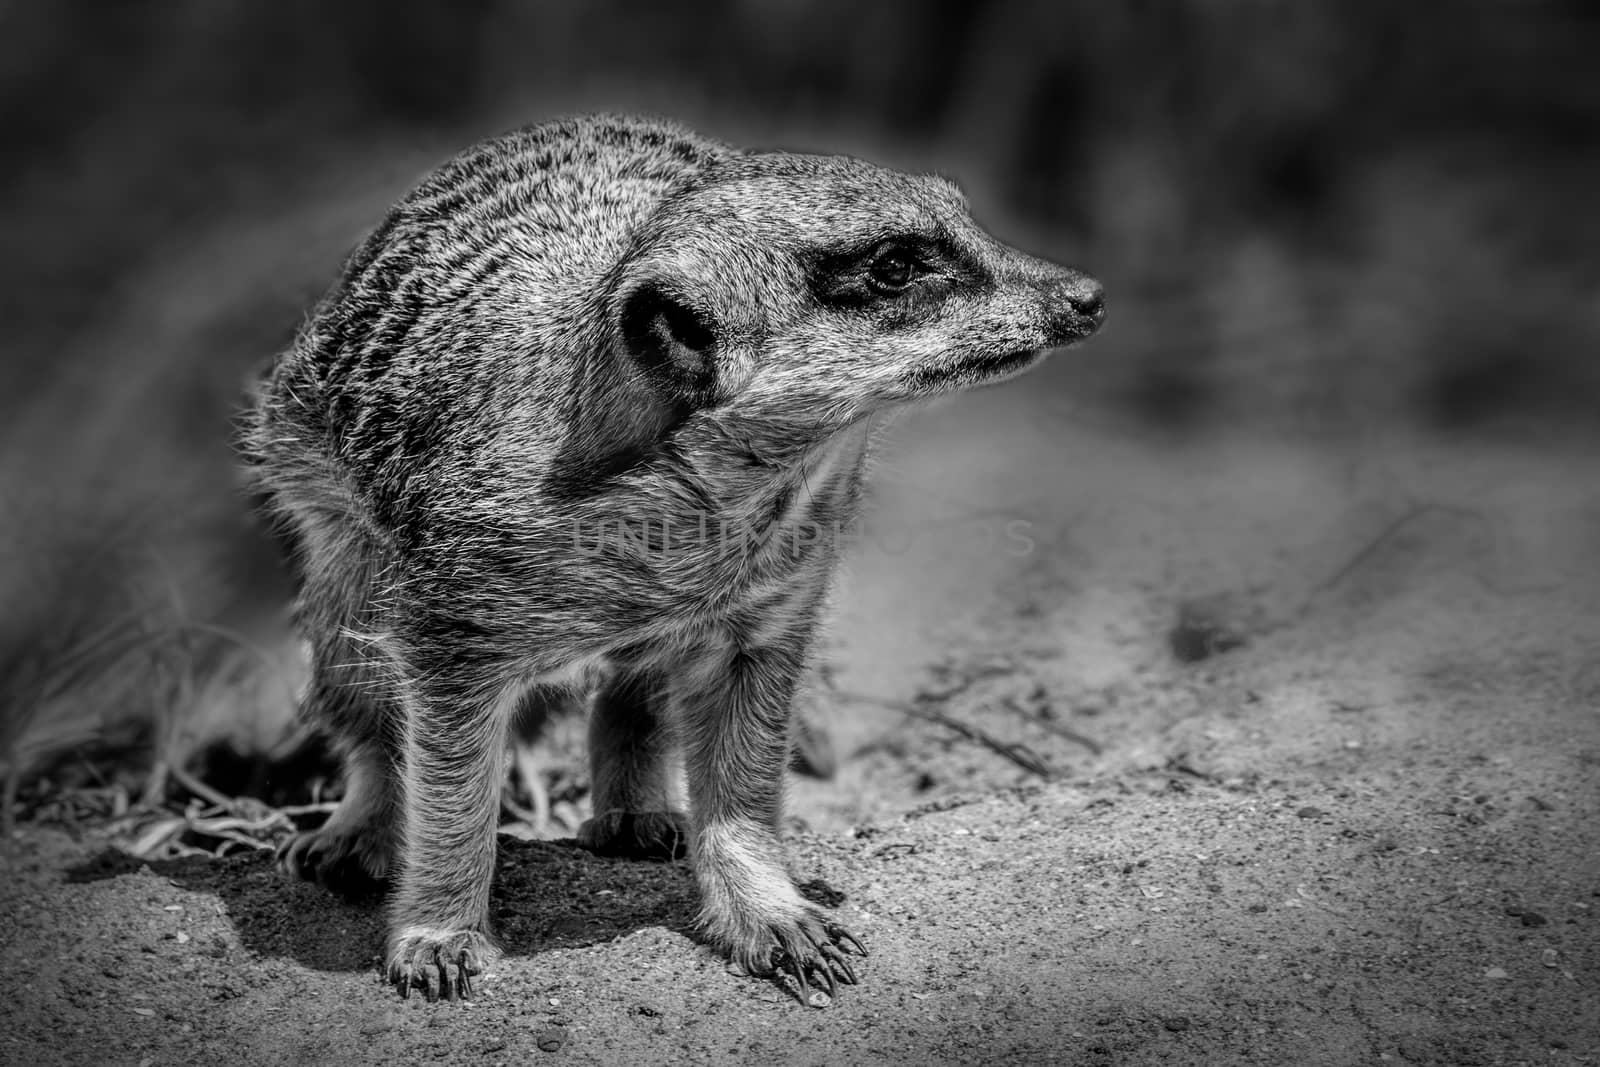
[[1040, 270, 1106, 342], [1069, 278, 1106, 325]]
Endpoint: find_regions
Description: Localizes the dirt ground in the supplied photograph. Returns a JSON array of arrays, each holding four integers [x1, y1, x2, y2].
[[3, 375, 1598, 1066]]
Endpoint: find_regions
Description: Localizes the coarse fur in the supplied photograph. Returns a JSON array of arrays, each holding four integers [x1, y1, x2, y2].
[[240, 113, 1104, 1003]]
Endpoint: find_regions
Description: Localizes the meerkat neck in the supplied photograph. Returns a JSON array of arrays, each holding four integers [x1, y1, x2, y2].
[[657, 412, 872, 532]]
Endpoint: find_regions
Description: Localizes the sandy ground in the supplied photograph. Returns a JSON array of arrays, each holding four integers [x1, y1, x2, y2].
[[3, 372, 1598, 1065]]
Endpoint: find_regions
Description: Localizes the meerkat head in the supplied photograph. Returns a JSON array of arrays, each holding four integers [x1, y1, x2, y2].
[[608, 150, 1103, 443]]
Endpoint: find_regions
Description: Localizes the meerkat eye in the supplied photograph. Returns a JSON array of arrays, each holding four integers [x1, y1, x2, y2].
[[867, 246, 918, 292]]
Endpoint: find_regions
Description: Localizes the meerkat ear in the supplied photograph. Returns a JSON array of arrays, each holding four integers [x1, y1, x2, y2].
[[619, 282, 718, 407]]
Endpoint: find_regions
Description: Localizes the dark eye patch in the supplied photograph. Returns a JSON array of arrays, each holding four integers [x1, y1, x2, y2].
[[805, 229, 988, 318]]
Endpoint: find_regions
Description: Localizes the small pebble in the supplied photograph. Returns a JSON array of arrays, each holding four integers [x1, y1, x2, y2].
[[1295, 806, 1325, 820], [1520, 911, 1548, 927], [1163, 1016, 1191, 1032], [535, 1027, 566, 1052], [1542, 949, 1559, 968], [1484, 967, 1509, 980]]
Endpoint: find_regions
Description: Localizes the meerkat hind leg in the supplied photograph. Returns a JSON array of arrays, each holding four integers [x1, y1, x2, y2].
[[278, 734, 397, 898], [275, 529, 402, 898], [578, 668, 690, 859]]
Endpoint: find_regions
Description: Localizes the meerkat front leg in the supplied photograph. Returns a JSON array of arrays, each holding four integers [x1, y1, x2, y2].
[[384, 658, 518, 1001], [676, 631, 866, 999]]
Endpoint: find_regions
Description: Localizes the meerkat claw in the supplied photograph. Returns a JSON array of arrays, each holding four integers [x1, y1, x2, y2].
[[385, 930, 490, 1003], [832, 926, 868, 957], [435, 957, 452, 1000], [777, 953, 809, 999], [400, 964, 424, 1001], [811, 958, 837, 998], [391, 958, 431, 1000], [820, 943, 858, 985], [398, 955, 474, 1002], [768, 936, 852, 1002]]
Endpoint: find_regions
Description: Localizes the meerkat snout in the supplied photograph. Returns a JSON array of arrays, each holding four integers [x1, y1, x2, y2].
[[1045, 269, 1107, 338], [243, 113, 1104, 1006]]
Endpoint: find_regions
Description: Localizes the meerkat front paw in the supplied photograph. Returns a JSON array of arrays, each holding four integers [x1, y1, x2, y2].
[[578, 810, 690, 859], [386, 926, 497, 1001], [277, 825, 392, 898], [717, 904, 867, 1003]]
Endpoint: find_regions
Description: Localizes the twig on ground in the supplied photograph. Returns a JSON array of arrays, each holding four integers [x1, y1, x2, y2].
[[500, 786, 542, 829], [1170, 500, 1503, 667], [168, 762, 235, 811], [1294, 501, 1490, 619], [275, 801, 339, 818], [998, 695, 1103, 756], [830, 688, 1058, 779]]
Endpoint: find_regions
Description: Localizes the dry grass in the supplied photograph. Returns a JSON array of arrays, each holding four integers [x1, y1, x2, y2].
[[0, 479, 305, 839]]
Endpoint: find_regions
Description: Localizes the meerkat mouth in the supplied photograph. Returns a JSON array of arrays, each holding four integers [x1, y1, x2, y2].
[[969, 348, 1048, 378], [903, 348, 1047, 394]]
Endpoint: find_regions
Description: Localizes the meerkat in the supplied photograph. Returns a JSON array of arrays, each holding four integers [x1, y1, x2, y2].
[[241, 113, 1103, 1004]]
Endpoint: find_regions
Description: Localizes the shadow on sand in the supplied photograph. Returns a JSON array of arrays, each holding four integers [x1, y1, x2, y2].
[[65, 837, 703, 976]]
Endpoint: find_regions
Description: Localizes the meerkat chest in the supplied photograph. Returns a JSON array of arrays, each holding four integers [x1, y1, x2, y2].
[[703, 428, 871, 610], [614, 428, 869, 616]]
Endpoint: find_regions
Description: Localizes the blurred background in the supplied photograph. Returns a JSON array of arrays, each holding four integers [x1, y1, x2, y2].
[[2, 0, 1596, 833]]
